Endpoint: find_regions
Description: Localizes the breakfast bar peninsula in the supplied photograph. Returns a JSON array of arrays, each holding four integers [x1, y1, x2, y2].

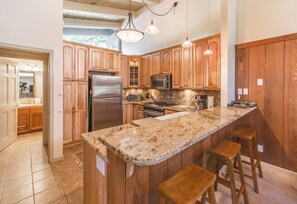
[[82, 106, 256, 204]]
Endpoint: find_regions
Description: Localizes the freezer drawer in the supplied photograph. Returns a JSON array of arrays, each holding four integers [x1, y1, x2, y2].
[[92, 97, 123, 131]]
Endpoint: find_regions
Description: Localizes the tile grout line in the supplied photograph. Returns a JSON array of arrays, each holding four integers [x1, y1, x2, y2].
[[29, 136, 36, 204]]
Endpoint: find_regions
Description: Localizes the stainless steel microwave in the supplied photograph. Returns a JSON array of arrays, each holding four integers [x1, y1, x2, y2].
[[150, 73, 172, 90]]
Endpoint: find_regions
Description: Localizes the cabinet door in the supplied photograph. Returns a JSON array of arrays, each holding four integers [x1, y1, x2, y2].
[[107, 52, 120, 72], [126, 104, 133, 123], [120, 56, 129, 88], [63, 81, 75, 143], [133, 105, 144, 120], [17, 108, 29, 133], [145, 55, 152, 87], [193, 42, 207, 89], [172, 47, 182, 89], [160, 50, 171, 73], [140, 57, 146, 88], [74, 111, 87, 141], [123, 105, 127, 124], [29, 107, 43, 131], [89, 48, 106, 71], [182, 46, 193, 88], [75, 45, 88, 81], [63, 43, 75, 81], [75, 82, 88, 112], [152, 52, 160, 75], [207, 38, 221, 89]]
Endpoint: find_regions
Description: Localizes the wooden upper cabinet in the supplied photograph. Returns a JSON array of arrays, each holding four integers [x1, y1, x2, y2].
[[160, 49, 172, 73], [182, 46, 193, 88], [75, 45, 88, 81], [152, 52, 160, 75], [106, 52, 120, 72], [171, 47, 182, 89], [207, 38, 221, 89], [146, 55, 152, 87], [140, 57, 146, 88], [120, 56, 129, 88], [193, 42, 207, 89], [63, 43, 75, 81], [89, 47, 106, 71]]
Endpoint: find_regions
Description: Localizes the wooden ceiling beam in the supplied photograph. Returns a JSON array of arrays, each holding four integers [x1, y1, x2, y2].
[[131, 0, 160, 5], [63, 1, 137, 18]]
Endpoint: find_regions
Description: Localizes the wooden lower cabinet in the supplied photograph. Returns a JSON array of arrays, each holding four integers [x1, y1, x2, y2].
[[17, 106, 43, 134], [133, 105, 144, 120]]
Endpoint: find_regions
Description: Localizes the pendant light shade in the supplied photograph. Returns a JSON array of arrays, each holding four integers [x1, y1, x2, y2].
[[145, 20, 159, 35], [116, 12, 144, 43], [204, 46, 213, 55], [182, 37, 193, 48]]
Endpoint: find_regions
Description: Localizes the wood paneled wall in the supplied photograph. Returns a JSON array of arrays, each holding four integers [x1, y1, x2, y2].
[[235, 33, 297, 172]]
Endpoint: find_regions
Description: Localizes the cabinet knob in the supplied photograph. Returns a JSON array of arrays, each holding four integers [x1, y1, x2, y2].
[[59, 109, 63, 113]]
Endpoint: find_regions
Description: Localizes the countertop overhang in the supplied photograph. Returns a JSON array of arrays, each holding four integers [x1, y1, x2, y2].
[[82, 106, 257, 166]]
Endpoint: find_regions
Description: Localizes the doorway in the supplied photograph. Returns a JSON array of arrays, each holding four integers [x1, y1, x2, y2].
[[0, 47, 51, 161]]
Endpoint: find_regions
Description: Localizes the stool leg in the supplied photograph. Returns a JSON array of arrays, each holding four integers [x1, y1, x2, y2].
[[227, 159, 237, 204], [160, 196, 165, 204], [236, 153, 249, 204], [208, 154, 219, 191], [248, 139, 259, 194], [208, 184, 217, 204], [253, 136, 263, 178]]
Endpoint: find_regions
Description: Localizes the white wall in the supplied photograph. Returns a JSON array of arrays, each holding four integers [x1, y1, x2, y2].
[[236, 0, 297, 44], [122, 0, 221, 55], [0, 0, 63, 161]]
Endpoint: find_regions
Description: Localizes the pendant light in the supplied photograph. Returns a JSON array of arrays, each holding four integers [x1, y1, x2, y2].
[[116, 0, 144, 43], [145, 6, 159, 35], [204, 0, 213, 55], [182, 0, 192, 48]]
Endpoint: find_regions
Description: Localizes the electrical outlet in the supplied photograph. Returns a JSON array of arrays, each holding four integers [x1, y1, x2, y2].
[[258, 144, 264, 153], [257, 78, 263, 86], [243, 88, 248, 95]]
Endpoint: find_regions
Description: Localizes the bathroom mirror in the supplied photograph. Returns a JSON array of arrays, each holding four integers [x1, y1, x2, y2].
[[19, 71, 35, 98]]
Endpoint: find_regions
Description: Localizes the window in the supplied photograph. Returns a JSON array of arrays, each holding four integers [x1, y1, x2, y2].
[[63, 27, 120, 51]]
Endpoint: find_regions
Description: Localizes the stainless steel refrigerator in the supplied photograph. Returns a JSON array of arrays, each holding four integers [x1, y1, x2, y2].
[[88, 75, 123, 131]]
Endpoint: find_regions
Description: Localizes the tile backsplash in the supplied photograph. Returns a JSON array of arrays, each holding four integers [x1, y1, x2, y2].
[[123, 89, 221, 107]]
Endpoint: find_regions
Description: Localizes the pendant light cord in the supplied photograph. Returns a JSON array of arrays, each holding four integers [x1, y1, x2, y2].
[[141, 0, 178, 16], [186, 0, 189, 37], [207, 0, 210, 35]]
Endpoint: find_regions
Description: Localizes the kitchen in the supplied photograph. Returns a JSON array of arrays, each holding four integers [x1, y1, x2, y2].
[[0, 0, 297, 203]]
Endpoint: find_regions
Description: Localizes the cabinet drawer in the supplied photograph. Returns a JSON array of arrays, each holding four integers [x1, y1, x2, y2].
[[17, 125, 29, 132]]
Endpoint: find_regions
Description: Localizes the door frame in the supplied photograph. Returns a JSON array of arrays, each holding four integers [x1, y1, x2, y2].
[[0, 47, 52, 161]]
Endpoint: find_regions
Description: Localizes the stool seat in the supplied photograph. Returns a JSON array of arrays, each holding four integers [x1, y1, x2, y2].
[[209, 140, 241, 160], [233, 128, 256, 140], [159, 164, 216, 204]]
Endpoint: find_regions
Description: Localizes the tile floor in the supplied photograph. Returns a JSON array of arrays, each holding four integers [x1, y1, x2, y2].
[[1, 132, 297, 204], [0, 132, 83, 204]]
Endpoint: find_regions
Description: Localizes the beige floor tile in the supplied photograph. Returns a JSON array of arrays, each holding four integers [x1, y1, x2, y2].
[[67, 188, 83, 204], [3, 174, 32, 193], [0, 183, 33, 204], [15, 196, 34, 204], [51, 197, 68, 204], [34, 184, 65, 204], [33, 176, 60, 194], [5, 165, 32, 181], [32, 162, 50, 173], [33, 167, 58, 182]]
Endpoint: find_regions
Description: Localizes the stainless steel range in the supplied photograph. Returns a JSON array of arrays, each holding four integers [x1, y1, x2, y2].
[[144, 101, 177, 118]]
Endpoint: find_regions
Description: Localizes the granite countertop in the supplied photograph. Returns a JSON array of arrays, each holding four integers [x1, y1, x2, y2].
[[165, 105, 196, 112], [132, 118, 159, 126], [18, 104, 43, 107], [82, 106, 256, 166]]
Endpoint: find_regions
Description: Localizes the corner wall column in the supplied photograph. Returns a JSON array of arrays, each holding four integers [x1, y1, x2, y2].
[[220, 0, 236, 106]]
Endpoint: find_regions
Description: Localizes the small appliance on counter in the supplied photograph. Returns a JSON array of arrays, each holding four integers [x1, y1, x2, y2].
[[150, 73, 172, 90], [127, 94, 142, 101], [207, 96, 214, 109], [196, 95, 208, 110]]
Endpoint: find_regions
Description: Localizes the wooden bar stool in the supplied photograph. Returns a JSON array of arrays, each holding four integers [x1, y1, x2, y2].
[[232, 128, 263, 193], [158, 163, 217, 204], [208, 140, 249, 204]]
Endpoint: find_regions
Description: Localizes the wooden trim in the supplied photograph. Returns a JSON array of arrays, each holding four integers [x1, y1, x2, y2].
[[0, 47, 49, 61], [235, 33, 297, 49]]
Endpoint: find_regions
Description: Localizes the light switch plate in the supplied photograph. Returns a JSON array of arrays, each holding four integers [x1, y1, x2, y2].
[[258, 145, 264, 153], [96, 155, 106, 176], [238, 88, 243, 95], [257, 78, 263, 86], [243, 88, 248, 95]]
